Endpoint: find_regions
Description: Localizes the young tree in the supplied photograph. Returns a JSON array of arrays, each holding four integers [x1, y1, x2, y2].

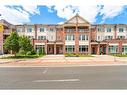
[[4, 32, 19, 56], [19, 36, 34, 55]]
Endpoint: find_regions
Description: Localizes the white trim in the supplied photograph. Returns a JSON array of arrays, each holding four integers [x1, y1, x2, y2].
[[35, 43, 45, 45], [109, 43, 119, 45], [122, 44, 127, 45], [79, 41, 89, 45], [65, 41, 75, 45]]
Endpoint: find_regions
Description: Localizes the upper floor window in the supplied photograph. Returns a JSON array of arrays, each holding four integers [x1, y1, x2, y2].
[[17, 28, 23, 32], [105, 36, 113, 39], [97, 28, 102, 32], [49, 28, 54, 32], [40, 27, 44, 32], [38, 36, 46, 40], [106, 28, 111, 32], [65, 35, 75, 41], [27, 28, 32, 32], [119, 28, 124, 32], [79, 35, 88, 41], [117, 36, 125, 39]]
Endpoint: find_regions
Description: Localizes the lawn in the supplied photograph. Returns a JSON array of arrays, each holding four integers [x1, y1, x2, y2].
[[112, 54, 127, 57], [0, 54, 45, 59], [65, 53, 93, 57]]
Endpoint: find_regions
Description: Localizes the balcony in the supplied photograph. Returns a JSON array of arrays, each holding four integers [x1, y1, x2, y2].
[[65, 29, 76, 33], [78, 29, 89, 32]]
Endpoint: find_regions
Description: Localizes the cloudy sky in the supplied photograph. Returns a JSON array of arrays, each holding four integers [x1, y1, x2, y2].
[[0, 0, 127, 25]]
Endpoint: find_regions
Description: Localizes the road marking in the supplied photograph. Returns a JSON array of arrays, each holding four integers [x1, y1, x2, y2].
[[32, 79, 80, 82], [42, 68, 48, 74]]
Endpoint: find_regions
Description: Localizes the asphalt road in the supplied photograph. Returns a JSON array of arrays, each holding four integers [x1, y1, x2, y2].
[[0, 66, 127, 89]]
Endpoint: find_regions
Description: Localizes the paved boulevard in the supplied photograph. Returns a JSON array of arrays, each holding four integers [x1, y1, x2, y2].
[[0, 65, 127, 89]]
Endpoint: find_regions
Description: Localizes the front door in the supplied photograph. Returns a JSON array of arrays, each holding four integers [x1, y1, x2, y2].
[[56, 46, 63, 54], [92, 47, 96, 54], [48, 46, 54, 54]]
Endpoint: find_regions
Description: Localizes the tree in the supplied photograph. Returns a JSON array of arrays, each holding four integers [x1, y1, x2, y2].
[[19, 36, 34, 55], [4, 32, 19, 56]]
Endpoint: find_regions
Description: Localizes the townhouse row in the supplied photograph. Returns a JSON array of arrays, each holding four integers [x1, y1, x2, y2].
[[0, 14, 127, 55]]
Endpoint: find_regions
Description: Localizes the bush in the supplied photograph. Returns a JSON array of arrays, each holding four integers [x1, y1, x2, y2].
[[26, 51, 32, 55], [39, 48, 42, 55], [18, 49, 26, 55], [31, 49, 36, 55]]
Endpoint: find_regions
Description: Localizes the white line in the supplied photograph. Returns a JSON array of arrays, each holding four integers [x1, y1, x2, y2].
[[42, 68, 48, 74], [33, 79, 80, 82]]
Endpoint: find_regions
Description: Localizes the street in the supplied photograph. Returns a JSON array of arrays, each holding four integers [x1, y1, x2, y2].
[[0, 65, 127, 89]]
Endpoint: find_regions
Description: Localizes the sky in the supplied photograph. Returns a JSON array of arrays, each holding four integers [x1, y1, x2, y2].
[[0, 0, 127, 25]]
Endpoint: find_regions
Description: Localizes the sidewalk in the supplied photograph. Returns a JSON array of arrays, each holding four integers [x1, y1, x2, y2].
[[0, 55, 127, 67]]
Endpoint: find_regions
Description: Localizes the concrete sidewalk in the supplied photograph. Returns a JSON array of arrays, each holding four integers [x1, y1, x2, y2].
[[0, 55, 127, 67]]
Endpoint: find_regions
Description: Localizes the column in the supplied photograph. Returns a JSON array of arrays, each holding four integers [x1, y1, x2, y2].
[[54, 43, 56, 54], [45, 43, 47, 54], [97, 44, 100, 55], [75, 25, 79, 53], [119, 41, 122, 54], [88, 44, 91, 54], [106, 43, 109, 55]]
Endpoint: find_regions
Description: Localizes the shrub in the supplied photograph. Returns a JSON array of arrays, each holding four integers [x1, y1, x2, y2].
[[18, 49, 26, 55], [26, 51, 32, 55], [39, 48, 43, 55]]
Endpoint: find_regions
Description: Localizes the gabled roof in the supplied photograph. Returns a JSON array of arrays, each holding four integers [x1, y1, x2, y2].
[[64, 13, 90, 24]]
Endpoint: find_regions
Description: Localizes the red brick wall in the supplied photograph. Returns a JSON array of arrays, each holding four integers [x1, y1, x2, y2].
[[0, 30, 3, 54]]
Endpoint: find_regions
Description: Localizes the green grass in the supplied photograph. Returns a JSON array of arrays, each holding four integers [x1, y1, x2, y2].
[[0, 54, 45, 59], [111, 54, 127, 57], [65, 53, 93, 57]]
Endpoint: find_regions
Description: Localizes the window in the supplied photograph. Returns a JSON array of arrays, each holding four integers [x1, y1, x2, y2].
[[49, 28, 54, 32], [40, 27, 44, 32], [27, 28, 32, 32], [79, 45, 88, 52], [38, 36, 46, 40], [79, 35, 88, 41], [65, 35, 75, 41], [98, 36, 100, 40], [66, 45, 75, 53], [51, 36, 53, 40], [106, 28, 111, 32], [105, 36, 113, 39], [117, 36, 125, 39], [97, 28, 102, 32], [109, 46, 118, 53], [119, 28, 124, 32], [17, 28, 23, 32], [122, 45, 127, 54], [35, 45, 45, 53]]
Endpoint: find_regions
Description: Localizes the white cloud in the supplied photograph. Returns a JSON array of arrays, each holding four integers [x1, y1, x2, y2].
[[99, 6, 124, 23], [0, 5, 40, 24], [0, 0, 126, 24]]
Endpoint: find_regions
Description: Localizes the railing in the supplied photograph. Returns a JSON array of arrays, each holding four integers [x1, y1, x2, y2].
[[78, 29, 89, 32]]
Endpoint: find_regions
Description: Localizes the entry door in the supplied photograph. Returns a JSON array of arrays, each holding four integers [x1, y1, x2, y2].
[[48, 47, 54, 54], [92, 47, 96, 54]]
